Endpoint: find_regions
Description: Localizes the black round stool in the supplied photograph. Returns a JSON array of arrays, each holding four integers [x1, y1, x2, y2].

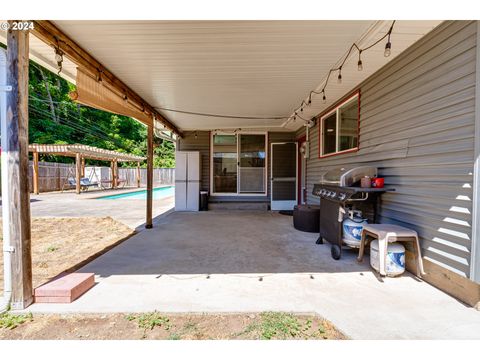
[[293, 204, 320, 233]]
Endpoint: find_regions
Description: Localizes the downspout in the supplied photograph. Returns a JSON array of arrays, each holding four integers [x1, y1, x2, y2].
[[0, 47, 12, 313]]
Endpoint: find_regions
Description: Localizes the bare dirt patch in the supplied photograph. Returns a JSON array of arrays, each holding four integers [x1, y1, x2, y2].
[[0, 217, 134, 296], [0, 312, 346, 340]]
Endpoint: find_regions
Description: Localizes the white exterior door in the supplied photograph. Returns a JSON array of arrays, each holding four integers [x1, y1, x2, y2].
[[270, 142, 298, 211]]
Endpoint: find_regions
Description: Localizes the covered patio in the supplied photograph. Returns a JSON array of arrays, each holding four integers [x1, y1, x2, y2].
[[25, 210, 480, 339], [1, 19, 480, 339]]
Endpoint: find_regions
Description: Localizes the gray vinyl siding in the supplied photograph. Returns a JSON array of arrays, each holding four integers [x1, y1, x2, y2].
[[304, 20, 476, 278], [177, 131, 295, 200], [176, 131, 210, 192]]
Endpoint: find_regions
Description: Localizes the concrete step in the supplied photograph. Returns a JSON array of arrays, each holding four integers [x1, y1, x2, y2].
[[34, 273, 95, 303], [208, 202, 269, 211]]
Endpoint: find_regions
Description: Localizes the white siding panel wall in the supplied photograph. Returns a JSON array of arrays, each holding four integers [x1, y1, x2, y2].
[[304, 21, 476, 278]]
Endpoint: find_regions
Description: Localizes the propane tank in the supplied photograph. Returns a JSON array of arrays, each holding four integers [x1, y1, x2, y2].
[[342, 210, 368, 247]]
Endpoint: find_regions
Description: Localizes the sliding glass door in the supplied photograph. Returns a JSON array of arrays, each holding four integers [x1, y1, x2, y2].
[[212, 133, 267, 195], [212, 134, 238, 193]]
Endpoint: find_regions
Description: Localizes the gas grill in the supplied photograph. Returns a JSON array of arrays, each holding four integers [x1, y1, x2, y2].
[[312, 166, 394, 260]]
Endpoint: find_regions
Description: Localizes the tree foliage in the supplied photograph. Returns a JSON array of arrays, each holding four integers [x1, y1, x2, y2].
[[28, 61, 175, 168]]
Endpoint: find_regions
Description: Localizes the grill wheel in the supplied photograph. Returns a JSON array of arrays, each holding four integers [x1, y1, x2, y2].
[[331, 244, 342, 260]]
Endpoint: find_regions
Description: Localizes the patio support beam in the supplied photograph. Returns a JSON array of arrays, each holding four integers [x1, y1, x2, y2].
[[33, 151, 39, 195], [31, 21, 183, 138], [81, 156, 85, 177], [113, 160, 118, 188], [137, 161, 141, 188], [75, 153, 81, 194], [4, 23, 33, 309], [146, 124, 154, 229]]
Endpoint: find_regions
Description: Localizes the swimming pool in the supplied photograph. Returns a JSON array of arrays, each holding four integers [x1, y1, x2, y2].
[[97, 186, 174, 200]]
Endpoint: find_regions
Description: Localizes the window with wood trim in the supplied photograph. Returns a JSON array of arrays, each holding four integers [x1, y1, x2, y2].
[[320, 93, 359, 157]]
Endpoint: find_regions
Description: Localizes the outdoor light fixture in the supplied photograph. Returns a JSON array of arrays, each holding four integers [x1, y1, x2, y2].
[[357, 59, 363, 71], [287, 20, 395, 125], [384, 40, 392, 57], [54, 48, 63, 74]]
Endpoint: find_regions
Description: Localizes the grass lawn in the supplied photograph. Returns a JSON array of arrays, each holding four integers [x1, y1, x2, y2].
[[0, 312, 346, 340], [0, 217, 134, 297]]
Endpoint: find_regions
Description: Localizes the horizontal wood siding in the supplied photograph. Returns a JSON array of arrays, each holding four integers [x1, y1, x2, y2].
[[177, 131, 210, 192], [304, 21, 477, 278]]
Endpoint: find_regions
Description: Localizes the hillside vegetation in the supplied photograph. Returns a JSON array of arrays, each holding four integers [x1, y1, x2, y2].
[[28, 61, 174, 168]]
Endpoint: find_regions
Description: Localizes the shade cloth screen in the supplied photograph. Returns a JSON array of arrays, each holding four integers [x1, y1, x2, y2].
[[73, 68, 152, 124]]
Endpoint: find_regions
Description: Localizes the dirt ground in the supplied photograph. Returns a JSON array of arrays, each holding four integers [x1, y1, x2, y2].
[[0, 217, 134, 296], [0, 312, 346, 340]]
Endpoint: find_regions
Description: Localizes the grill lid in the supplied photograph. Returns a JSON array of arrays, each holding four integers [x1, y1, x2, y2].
[[321, 166, 377, 187]]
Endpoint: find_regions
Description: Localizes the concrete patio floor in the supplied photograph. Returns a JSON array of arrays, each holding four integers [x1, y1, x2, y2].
[[22, 186, 174, 229], [24, 211, 480, 339]]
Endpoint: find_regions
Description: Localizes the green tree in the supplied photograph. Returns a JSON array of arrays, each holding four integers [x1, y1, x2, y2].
[[27, 61, 175, 168]]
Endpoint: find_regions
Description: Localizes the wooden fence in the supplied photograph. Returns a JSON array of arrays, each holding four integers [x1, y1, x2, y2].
[[20, 160, 174, 193]]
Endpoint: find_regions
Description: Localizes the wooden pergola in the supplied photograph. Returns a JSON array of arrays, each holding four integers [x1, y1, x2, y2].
[[29, 143, 146, 194]]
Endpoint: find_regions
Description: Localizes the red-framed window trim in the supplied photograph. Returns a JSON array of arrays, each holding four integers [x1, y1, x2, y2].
[[317, 89, 361, 159]]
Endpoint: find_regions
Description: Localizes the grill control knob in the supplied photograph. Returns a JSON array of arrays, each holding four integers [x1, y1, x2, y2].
[[338, 193, 347, 201]]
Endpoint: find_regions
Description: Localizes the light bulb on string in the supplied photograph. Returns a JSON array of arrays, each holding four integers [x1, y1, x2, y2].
[[322, 90, 326, 104], [357, 50, 363, 71], [337, 68, 342, 84], [384, 32, 392, 57]]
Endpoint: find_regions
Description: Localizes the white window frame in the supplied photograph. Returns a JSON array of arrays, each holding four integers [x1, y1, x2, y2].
[[210, 131, 268, 197], [320, 93, 359, 157]]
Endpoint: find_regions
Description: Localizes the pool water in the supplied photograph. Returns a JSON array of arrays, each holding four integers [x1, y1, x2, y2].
[[97, 186, 175, 200]]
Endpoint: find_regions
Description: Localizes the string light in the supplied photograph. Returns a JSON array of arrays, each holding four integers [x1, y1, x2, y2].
[[357, 50, 363, 71], [287, 20, 395, 125], [54, 47, 63, 75], [384, 38, 392, 57]]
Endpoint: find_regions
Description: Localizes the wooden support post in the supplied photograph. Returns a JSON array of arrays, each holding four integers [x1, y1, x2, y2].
[[110, 161, 114, 189], [4, 24, 33, 309], [111, 159, 118, 189], [81, 157, 85, 177], [75, 153, 81, 194], [33, 151, 39, 194], [137, 161, 141, 188], [146, 125, 154, 229]]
